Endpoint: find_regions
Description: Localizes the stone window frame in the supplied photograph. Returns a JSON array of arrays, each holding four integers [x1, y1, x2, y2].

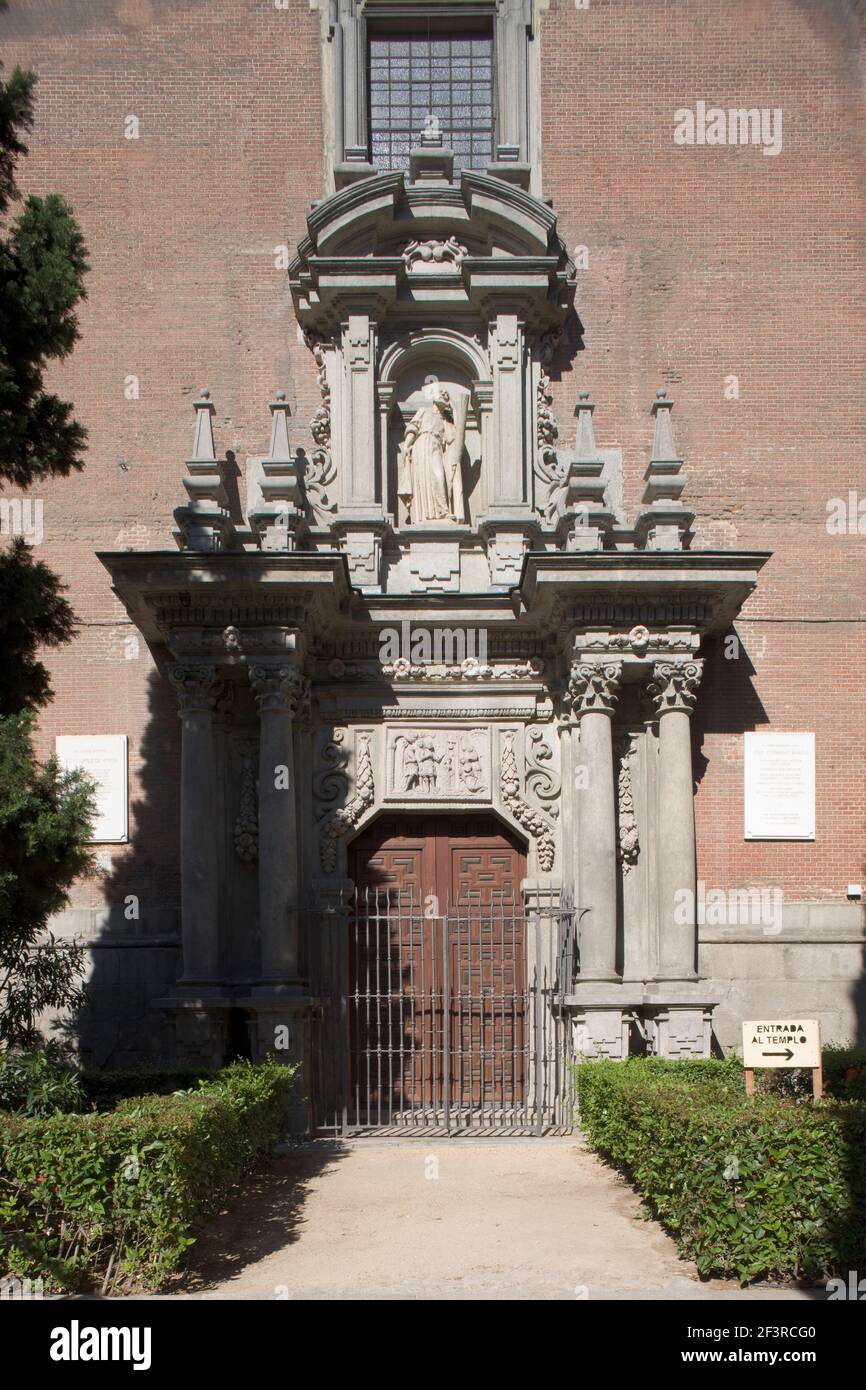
[[323, 0, 540, 192]]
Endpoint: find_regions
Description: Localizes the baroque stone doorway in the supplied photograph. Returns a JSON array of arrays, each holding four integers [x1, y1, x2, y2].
[[311, 815, 575, 1136]]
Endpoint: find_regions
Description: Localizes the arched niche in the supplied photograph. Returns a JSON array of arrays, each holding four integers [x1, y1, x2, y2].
[[379, 331, 492, 530]]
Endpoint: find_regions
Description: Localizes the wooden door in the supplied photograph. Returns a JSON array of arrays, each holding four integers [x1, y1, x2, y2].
[[348, 815, 526, 1122]]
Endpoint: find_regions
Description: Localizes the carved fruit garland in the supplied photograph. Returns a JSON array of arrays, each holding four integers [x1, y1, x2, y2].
[[614, 732, 640, 874], [301, 332, 337, 523], [318, 732, 375, 873], [499, 730, 557, 871], [233, 745, 259, 864]]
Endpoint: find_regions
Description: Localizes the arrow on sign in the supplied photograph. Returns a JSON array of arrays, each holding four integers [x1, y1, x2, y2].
[[763, 1048, 794, 1061]]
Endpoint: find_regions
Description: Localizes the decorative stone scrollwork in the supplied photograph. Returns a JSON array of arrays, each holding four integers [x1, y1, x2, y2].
[[646, 659, 704, 716], [301, 333, 337, 523], [249, 664, 304, 714], [167, 663, 223, 713], [402, 236, 468, 272], [614, 732, 639, 874], [318, 731, 375, 873], [525, 728, 560, 806], [563, 661, 623, 719], [499, 729, 557, 871], [233, 745, 259, 864]]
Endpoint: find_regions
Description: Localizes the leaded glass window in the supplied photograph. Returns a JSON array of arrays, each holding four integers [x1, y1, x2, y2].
[[368, 33, 494, 173]]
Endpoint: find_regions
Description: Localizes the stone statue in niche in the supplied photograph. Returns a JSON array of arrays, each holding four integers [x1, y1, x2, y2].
[[397, 383, 467, 524]]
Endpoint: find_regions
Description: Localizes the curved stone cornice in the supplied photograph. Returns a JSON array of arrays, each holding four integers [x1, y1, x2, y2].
[[646, 659, 704, 716], [289, 168, 576, 337]]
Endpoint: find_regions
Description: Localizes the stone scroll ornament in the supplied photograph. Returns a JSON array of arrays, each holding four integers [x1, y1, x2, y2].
[[499, 729, 557, 871], [318, 732, 375, 873]]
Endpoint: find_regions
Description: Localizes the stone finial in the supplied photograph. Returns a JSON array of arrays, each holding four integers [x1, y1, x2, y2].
[[409, 119, 455, 184], [557, 392, 613, 552], [191, 389, 216, 460], [248, 392, 305, 552], [172, 390, 236, 553], [634, 390, 695, 552]]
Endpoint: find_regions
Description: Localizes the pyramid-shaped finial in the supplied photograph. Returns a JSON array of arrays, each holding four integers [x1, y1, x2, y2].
[[635, 389, 693, 552], [191, 388, 216, 461], [267, 391, 292, 463], [650, 389, 682, 465], [173, 388, 234, 552], [574, 391, 601, 463]]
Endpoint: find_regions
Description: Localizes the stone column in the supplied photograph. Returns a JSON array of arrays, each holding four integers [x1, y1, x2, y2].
[[646, 659, 704, 981], [566, 660, 623, 981], [168, 663, 223, 986], [250, 663, 303, 984]]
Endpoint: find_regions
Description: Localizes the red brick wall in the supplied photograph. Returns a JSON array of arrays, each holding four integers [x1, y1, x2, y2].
[[541, 0, 866, 899]]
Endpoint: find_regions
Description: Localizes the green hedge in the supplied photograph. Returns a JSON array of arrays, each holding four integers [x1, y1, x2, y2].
[[79, 1066, 217, 1109], [0, 1059, 297, 1293], [576, 1057, 866, 1283]]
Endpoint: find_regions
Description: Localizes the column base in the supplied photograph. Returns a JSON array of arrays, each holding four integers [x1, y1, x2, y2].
[[154, 995, 233, 1068], [236, 992, 317, 1133], [564, 982, 721, 1060]]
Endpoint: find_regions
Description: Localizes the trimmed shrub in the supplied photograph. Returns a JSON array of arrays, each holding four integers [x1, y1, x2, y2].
[[80, 1067, 216, 1109], [0, 1059, 298, 1292], [576, 1057, 866, 1284]]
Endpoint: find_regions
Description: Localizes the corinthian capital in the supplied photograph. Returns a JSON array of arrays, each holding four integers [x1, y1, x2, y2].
[[564, 660, 623, 718], [646, 659, 704, 716], [168, 663, 223, 714], [249, 663, 303, 714]]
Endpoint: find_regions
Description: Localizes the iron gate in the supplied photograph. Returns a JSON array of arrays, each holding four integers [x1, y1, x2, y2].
[[310, 890, 576, 1136]]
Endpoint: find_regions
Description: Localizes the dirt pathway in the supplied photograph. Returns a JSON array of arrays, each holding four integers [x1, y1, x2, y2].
[[180, 1136, 809, 1301]]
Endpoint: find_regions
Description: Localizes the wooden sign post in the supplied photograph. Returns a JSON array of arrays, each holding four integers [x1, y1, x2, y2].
[[741, 1019, 823, 1100]]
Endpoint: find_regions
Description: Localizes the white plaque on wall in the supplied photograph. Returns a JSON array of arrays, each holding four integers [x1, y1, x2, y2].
[[744, 731, 815, 841], [56, 735, 128, 843]]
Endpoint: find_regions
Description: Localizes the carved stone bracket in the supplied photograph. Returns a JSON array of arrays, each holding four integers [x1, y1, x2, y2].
[[525, 727, 560, 806], [646, 659, 704, 716], [318, 731, 375, 873], [402, 236, 468, 271], [499, 729, 557, 871]]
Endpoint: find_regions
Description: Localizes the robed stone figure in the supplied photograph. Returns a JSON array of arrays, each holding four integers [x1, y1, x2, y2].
[[398, 387, 467, 524]]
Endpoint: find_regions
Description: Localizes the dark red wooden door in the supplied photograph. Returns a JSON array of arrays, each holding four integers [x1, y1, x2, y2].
[[348, 815, 526, 1121]]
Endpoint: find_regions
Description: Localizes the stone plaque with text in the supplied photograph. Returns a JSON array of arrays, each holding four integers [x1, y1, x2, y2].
[[744, 731, 815, 840], [56, 735, 128, 843]]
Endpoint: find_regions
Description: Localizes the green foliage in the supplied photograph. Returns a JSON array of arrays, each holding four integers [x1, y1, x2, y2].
[[0, 712, 94, 1048], [575, 1057, 866, 1284], [0, 1048, 83, 1116], [759, 1045, 866, 1103], [0, 67, 89, 487], [0, 1060, 299, 1292], [0, 539, 76, 714]]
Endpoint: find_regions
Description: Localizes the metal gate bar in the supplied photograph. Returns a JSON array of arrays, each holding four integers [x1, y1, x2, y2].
[[310, 888, 576, 1137]]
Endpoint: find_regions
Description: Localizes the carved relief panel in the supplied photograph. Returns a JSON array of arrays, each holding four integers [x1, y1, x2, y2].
[[384, 725, 491, 801]]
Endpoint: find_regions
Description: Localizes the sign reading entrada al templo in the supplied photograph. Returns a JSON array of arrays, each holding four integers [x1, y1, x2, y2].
[[741, 1019, 821, 1069]]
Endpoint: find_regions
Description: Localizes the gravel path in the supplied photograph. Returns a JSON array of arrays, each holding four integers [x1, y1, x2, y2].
[[179, 1136, 811, 1301]]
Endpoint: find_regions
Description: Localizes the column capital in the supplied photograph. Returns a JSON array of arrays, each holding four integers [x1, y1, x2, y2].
[[564, 660, 623, 719], [168, 663, 223, 714], [646, 658, 704, 717], [249, 662, 304, 715]]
